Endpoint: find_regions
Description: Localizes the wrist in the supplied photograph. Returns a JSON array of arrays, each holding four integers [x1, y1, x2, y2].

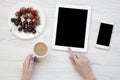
[[21, 76, 29, 80], [84, 73, 96, 80]]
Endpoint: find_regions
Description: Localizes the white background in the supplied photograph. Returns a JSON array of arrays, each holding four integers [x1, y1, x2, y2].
[[0, 0, 120, 80]]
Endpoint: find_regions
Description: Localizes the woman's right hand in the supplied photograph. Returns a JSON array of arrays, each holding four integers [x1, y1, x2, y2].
[[68, 48, 96, 80]]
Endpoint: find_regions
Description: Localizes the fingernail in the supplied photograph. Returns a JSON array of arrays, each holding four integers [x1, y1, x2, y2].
[[68, 47, 71, 51], [69, 57, 72, 60], [32, 55, 35, 61]]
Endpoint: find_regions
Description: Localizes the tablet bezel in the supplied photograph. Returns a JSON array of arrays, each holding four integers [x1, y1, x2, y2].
[[52, 4, 91, 52]]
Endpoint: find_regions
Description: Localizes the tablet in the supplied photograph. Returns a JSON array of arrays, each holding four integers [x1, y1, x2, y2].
[[52, 4, 91, 52]]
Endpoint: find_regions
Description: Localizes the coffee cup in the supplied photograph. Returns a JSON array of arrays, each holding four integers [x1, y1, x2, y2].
[[34, 42, 48, 58]]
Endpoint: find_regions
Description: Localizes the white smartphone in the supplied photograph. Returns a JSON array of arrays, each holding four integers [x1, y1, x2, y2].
[[96, 22, 114, 49]]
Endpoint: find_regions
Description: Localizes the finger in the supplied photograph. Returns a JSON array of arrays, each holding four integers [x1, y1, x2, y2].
[[76, 53, 83, 59], [68, 48, 79, 64], [72, 55, 79, 65], [77, 53, 85, 58], [69, 57, 76, 66], [34, 56, 40, 63], [29, 55, 34, 70], [24, 54, 32, 67], [69, 53, 79, 65], [68, 47, 74, 57]]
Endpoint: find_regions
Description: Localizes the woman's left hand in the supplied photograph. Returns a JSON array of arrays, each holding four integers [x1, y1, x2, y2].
[[21, 54, 39, 80]]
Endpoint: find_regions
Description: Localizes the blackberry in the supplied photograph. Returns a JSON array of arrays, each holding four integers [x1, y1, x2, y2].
[[18, 27, 22, 31]]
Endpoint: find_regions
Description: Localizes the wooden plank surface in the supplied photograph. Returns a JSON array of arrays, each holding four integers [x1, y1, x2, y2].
[[0, 0, 120, 80]]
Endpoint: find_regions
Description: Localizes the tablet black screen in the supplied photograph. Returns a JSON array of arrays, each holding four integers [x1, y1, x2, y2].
[[55, 7, 88, 48]]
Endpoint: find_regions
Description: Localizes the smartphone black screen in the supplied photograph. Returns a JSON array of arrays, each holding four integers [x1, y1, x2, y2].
[[55, 7, 88, 48], [97, 23, 113, 46]]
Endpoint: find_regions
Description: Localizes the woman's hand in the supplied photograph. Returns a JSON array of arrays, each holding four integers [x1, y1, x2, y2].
[[68, 48, 96, 80], [21, 54, 39, 80]]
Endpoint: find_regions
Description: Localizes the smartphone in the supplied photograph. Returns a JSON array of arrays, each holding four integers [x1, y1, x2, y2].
[[96, 22, 114, 49]]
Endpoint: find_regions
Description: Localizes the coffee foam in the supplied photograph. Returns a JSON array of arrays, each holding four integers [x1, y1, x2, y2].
[[34, 42, 48, 56]]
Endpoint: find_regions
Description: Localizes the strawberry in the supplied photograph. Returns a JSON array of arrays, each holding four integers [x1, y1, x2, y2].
[[20, 7, 26, 14], [15, 11, 22, 17]]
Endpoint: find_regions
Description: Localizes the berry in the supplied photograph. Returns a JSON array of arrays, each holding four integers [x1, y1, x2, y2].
[[35, 16, 40, 20], [21, 23, 25, 28], [24, 24, 28, 29], [11, 7, 40, 34], [34, 20, 40, 26], [29, 21, 34, 25], [26, 7, 32, 13], [32, 25, 36, 29], [15, 11, 22, 17], [23, 20, 28, 25], [19, 21, 22, 26], [18, 27, 22, 31], [23, 14, 28, 20], [14, 22, 19, 26], [11, 18, 17, 22], [29, 14, 34, 20], [24, 28, 28, 33], [33, 20, 37, 26], [20, 7, 26, 14], [31, 10, 38, 16], [17, 17, 21, 22], [28, 24, 32, 29], [32, 29, 36, 34], [28, 28, 32, 32]]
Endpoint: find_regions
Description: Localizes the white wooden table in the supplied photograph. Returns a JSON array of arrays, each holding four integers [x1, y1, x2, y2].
[[0, 0, 120, 80]]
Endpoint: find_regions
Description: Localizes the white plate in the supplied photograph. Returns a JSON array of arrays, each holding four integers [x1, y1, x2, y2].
[[8, 2, 45, 39]]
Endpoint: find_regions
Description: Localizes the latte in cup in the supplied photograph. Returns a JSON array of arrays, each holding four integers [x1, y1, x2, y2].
[[34, 42, 48, 58]]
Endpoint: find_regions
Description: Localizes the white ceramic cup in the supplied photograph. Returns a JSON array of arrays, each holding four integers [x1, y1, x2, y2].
[[33, 42, 48, 58]]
